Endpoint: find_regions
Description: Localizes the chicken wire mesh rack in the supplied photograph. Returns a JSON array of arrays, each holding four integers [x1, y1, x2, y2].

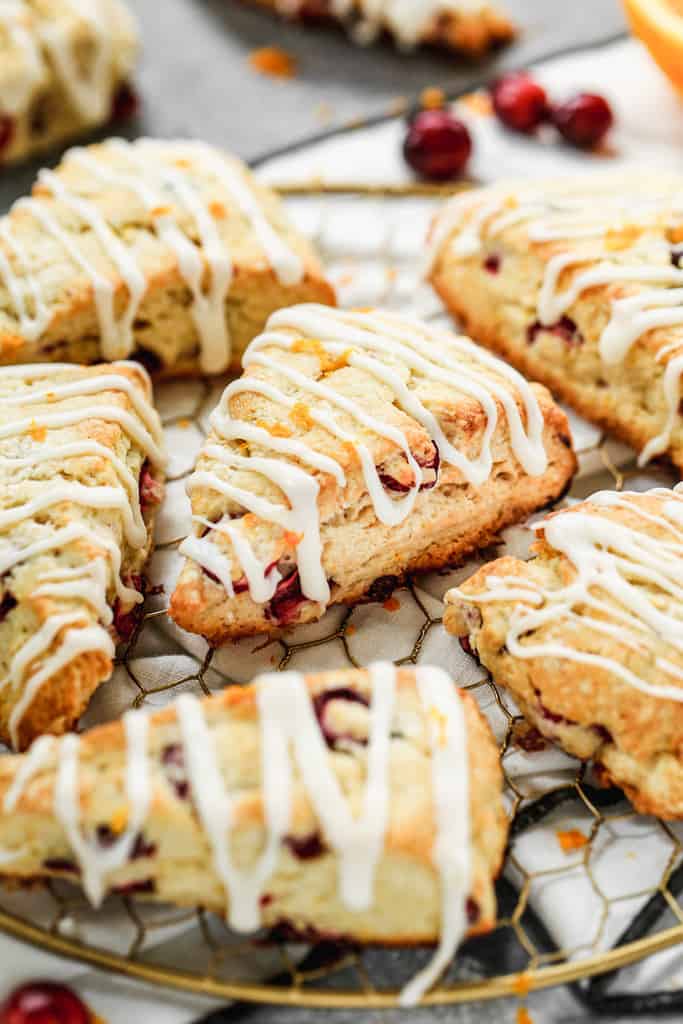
[[0, 185, 682, 1012]]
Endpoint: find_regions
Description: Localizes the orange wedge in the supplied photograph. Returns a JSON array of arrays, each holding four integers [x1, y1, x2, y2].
[[623, 0, 683, 96]]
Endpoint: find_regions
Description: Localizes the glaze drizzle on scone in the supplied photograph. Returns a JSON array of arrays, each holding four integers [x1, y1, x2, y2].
[[0, 362, 165, 749], [0, 665, 507, 1006], [171, 304, 576, 641], [0, 139, 333, 374], [429, 175, 683, 469], [0, 1, 139, 164], [444, 485, 683, 818]]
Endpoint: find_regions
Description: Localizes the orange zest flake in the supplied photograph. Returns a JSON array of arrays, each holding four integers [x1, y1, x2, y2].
[[209, 200, 227, 220], [513, 972, 532, 996], [290, 401, 314, 431], [324, 348, 352, 373], [346, 624, 357, 636], [109, 806, 128, 834], [248, 46, 297, 79], [256, 418, 293, 438], [176, 417, 192, 429], [150, 205, 172, 218], [460, 90, 494, 116], [605, 225, 642, 251], [283, 530, 303, 549], [292, 337, 326, 359], [420, 86, 445, 110], [382, 596, 401, 612], [517, 1009, 534, 1024], [556, 828, 589, 853], [28, 420, 46, 442]]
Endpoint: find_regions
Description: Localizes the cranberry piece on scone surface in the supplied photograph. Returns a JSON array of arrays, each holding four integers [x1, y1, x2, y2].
[[491, 72, 548, 133], [0, 116, 14, 160], [110, 82, 140, 122], [403, 110, 472, 181], [552, 93, 614, 148], [0, 982, 90, 1024]]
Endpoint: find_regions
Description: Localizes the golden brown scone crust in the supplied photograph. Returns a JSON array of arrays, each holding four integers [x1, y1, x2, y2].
[[0, 139, 334, 375], [0, 0, 139, 166], [0, 667, 508, 945], [429, 174, 683, 472], [246, 0, 515, 55], [0, 361, 165, 750], [170, 307, 577, 643], [444, 488, 683, 819]]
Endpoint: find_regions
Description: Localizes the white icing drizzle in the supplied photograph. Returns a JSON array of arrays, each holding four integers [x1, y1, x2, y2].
[[0, 364, 165, 748], [182, 304, 548, 606], [454, 484, 683, 704], [431, 183, 683, 464], [36, 0, 113, 123], [3, 734, 54, 812], [0, 140, 303, 374], [53, 711, 151, 906]]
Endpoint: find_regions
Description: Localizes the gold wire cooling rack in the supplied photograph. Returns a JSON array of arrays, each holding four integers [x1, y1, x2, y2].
[[1, 186, 682, 1011]]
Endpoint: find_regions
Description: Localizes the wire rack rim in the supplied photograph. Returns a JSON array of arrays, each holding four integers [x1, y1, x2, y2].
[[1, 906, 682, 1007]]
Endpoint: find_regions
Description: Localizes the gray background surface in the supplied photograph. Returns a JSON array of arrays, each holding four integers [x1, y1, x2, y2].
[[0, 1, 651, 1020]]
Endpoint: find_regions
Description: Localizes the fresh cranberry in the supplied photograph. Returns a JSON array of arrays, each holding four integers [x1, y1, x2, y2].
[[0, 592, 16, 624], [268, 570, 306, 625], [552, 93, 613, 149], [0, 116, 14, 159], [527, 316, 584, 347], [313, 687, 369, 749], [672, 249, 683, 269], [379, 441, 440, 493], [110, 82, 140, 122], [0, 982, 89, 1024], [131, 347, 162, 375], [284, 832, 327, 860], [403, 110, 472, 181], [43, 857, 79, 874], [484, 254, 501, 274], [139, 461, 164, 510], [466, 897, 480, 924], [491, 72, 548, 133]]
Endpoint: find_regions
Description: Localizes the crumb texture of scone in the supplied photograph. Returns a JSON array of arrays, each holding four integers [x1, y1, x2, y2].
[[0, 663, 507, 1004], [429, 173, 683, 472], [170, 304, 576, 643], [0, 138, 335, 375], [0, 0, 139, 165], [247, 0, 515, 55], [0, 361, 166, 751], [444, 485, 683, 819]]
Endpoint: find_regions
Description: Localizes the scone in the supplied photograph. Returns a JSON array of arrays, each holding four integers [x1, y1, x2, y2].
[[0, 0, 139, 166], [0, 361, 165, 751], [0, 663, 507, 1005], [0, 138, 334, 376], [169, 304, 577, 643], [428, 173, 683, 472], [444, 485, 683, 819], [246, 0, 515, 55]]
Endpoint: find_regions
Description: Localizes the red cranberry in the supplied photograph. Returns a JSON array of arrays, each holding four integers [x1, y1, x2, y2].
[[313, 687, 369, 749], [113, 575, 145, 641], [484, 254, 501, 274], [672, 249, 683, 269], [268, 570, 306, 625], [0, 115, 14, 158], [491, 72, 548, 133], [110, 82, 139, 122], [403, 110, 472, 181], [284, 832, 327, 860], [0, 592, 16, 624], [552, 93, 613, 149], [0, 982, 90, 1024], [527, 316, 584, 347]]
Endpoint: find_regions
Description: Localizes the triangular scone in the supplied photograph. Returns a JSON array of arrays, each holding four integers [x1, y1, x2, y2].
[[0, 362, 165, 751], [0, 138, 334, 376], [170, 305, 577, 643], [0, 0, 138, 167], [247, 0, 514, 56], [444, 485, 683, 819], [0, 664, 506, 1004], [429, 173, 683, 472]]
